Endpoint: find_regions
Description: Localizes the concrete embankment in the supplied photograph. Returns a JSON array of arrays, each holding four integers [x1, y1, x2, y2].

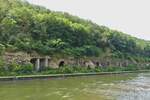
[[0, 70, 150, 81]]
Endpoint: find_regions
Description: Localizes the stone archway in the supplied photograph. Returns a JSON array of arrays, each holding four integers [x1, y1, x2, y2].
[[59, 61, 65, 67], [96, 62, 99, 67], [30, 58, 36, 70]]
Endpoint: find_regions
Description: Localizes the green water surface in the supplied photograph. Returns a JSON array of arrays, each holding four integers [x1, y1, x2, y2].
[[0, 73, 150, 100]]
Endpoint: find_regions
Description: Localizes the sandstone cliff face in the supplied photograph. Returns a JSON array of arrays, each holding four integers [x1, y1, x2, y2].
[[2, 52, 150, 71]]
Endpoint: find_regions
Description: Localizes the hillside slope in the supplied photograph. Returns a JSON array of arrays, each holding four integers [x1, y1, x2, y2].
[[0, 0, 150, 62]]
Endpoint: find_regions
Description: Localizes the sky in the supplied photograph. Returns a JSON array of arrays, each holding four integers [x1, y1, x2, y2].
[[27, 0, 150, 40]]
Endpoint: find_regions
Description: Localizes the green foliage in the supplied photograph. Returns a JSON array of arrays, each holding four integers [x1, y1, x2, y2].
[[14, 63, 33, 74], [1, 0, 149, 76], [0, 0, 149, 60], [0, 63, 149, 76], [2, 62, 34, 75], [39, 65, 149, 75], [0, 58, 5, 75], [0, 44, 5, 55]]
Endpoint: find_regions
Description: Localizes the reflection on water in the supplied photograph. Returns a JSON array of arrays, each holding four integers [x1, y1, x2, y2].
[[84, 73, 150, 100], [0, 73, 150, 100], [117, 74, 150, 100]]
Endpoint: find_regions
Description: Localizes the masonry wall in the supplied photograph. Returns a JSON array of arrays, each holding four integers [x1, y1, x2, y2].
[[2, 52, 150, 71]]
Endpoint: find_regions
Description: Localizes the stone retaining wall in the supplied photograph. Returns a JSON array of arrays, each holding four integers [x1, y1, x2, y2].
[[2, 52, 150, 71]]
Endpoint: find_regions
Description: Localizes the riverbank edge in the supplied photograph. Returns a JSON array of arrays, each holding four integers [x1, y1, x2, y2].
[[0, 70, 150, 81]]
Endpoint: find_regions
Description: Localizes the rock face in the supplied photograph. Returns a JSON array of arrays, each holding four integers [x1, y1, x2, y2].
[[3, 52, 30, 65], [84, 61, 96, 68], [2, 52, 150, 71]]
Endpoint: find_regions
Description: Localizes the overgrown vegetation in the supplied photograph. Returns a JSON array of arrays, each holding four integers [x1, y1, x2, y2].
[[0, 0, 150, 76], [40, 65, 150, 74], [0, 0, 150, 60], [0, 61, 33, 76], [0, 64, 150, 76]]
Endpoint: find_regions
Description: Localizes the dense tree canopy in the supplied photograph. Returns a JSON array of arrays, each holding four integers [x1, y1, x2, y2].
[[0, 0, 150, 61]]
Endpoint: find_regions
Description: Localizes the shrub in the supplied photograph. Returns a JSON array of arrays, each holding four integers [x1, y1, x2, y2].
[[0, 44, 5, 55], [16, 63, 33, 74], [7, 62, 33, 75], [123, 64, 139, 71]]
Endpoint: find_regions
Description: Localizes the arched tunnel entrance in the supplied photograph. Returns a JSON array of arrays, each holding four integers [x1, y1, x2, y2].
[[59, 61, 65, 67], [96, 62, 99, 67], [30, 58, 36, 70]]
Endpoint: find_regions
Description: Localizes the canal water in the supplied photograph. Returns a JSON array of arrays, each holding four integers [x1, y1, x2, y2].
[[0, 73, 150, 100]]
